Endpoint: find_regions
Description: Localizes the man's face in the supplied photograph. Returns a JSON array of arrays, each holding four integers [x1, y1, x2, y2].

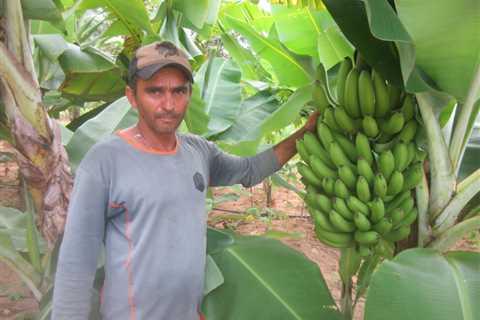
[[126, 66, 191, 136]]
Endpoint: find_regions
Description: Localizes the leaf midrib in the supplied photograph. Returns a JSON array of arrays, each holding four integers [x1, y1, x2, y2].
[[445, 255, 473, 320], [227, 248, 303, 319], [225, 15, 310, 81]]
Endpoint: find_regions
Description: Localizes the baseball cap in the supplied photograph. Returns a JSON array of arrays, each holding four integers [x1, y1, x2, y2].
[[128, 41, 193, 85]]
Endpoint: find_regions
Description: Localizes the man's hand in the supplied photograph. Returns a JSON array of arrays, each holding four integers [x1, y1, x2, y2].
[[273, 111, 322, 166], [303, 111, 320, 133]]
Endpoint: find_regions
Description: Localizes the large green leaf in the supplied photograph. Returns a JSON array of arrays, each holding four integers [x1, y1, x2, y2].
[[220, 2, 274, 34], [194, 57, 242, 136], [77, 0, 154, 37], [395, 0, 480, 103], [322, 0, 403, 86], [58, 45, 125, 101], [0, 207, 46, 253], [272, 6, 354, 69], [172, 0, 209, 29], [184, 84, 209, 135], [202, 235, 342, 320], [365, 248, 480, 320], [216, 85, 313, 156], [0, 0, 63, 23], [219, 26, 269, 81], [223, 15, 312, 88], [65, 97, 136, 170]]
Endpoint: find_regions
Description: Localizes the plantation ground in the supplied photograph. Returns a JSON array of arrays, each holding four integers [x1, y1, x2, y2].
[[0, 159, 478, 320]]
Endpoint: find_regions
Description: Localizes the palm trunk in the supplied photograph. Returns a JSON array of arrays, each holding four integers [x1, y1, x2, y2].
[[0, 0, 73, 247]]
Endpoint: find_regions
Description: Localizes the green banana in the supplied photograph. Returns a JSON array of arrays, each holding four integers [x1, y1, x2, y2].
[[334, 107, 359, 134], [385, 191, 411, 211], [316, 194, 333, 213], [397, 208, 418, 228], [393, 142, 409, 172], [354, 230, 379, 244], [334, 179, 351, 199], [323, 107, 342, 132], [383, 225, 410, 242], [339, 247, 362, 284], [347, 195, 370, 216], [401, 94, 416, 121], [362, 116, 380, 138], [382, 112, 405, 135], [317, 121, 335, 149], [357, 157, 374, 185], [332, 132, 358, 162], [303, 132, 325, 157], [344, 68, 361, 118], [355, 133, 374, 165], [358, 70, 376, 116], [388, 85, 402, 110], [372, 70, 390, 118], [373, 218, 393, 235], [378, 150, 395, 180], [338, 165, 357, 190], [310, 155, 338, 179], [358, 245, 372, 257], [315, 228, 355, 248], [298, 163, 322, 188], [329, 142, 355, 169], [304, 191, 316, 209], [312, 85, 330, 113], [406, 142, 417, 166], [322, 177, 335, 196], [399, 197, 414, 215], [373, 173, 388, 198], [398, 120, 417, 143], [387, 171, 404, 196], [336, 58, 353, 106], [329, 210, 356, 232], [414, 148, 427, 163], [354, 212, 372, 231], [312, 209, 337, 232], [402, 163, 423, 191], [369, 198, 385, 223], [333, 197, 354, 220], [356, 176, 371, 202], [296, 140, 310, 164], [390, 208, 405, 227]]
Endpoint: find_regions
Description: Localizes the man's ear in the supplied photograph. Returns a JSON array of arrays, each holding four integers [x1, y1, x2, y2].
[[125, 85, 137, 109]]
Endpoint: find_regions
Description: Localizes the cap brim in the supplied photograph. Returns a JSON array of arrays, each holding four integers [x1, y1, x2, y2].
[[136, 62, 193, 83]]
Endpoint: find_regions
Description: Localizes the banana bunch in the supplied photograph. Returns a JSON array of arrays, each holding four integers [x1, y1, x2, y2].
[[298, 58, 425, 256]]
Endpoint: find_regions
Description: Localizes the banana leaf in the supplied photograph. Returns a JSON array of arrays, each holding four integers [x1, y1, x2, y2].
[[223, 15, 312, 88], [272, 5, 353, 69], [194, 57, 242, 136], [202, 234, 342, 320], [365, 248, 480, 320]]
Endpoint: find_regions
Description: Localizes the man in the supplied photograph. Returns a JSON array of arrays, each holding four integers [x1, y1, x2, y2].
[[52, 41, 319, 320]]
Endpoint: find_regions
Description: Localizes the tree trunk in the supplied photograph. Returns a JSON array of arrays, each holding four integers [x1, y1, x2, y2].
[[0, 1, 73, 247]]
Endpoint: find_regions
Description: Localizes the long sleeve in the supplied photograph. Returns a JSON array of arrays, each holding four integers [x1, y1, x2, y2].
[[52, 166, 108, 320], [207, 142, 281, 187]]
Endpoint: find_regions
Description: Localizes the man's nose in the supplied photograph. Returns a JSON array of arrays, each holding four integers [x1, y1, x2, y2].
[[161, 93, 175, 111]]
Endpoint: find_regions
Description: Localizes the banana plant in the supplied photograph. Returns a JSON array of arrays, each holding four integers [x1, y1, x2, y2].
[[319, 0, 480, 318], [0, 0, 73, 246]]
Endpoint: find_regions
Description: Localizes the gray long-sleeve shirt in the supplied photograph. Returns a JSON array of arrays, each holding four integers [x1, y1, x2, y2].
[[52, 132, 280, 320]]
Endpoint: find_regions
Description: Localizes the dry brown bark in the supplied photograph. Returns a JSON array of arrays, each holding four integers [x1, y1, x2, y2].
[[0, 1, 73, 247]]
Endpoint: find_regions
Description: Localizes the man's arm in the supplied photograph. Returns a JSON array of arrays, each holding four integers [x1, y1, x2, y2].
[[207, 112, 320, 187], [273, 111, 320, 166], [52, 166, 107, 320]]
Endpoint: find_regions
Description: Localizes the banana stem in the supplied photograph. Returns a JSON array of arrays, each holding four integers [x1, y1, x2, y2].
[[449, 63, 480, 175], [340, 278, 353, 320]]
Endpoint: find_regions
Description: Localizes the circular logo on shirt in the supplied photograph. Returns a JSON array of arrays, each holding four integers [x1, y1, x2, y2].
[[193, 172, 205, 192]]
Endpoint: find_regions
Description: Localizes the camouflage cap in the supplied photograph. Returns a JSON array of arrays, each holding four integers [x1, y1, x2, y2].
[[128, 41, 193, 85]]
